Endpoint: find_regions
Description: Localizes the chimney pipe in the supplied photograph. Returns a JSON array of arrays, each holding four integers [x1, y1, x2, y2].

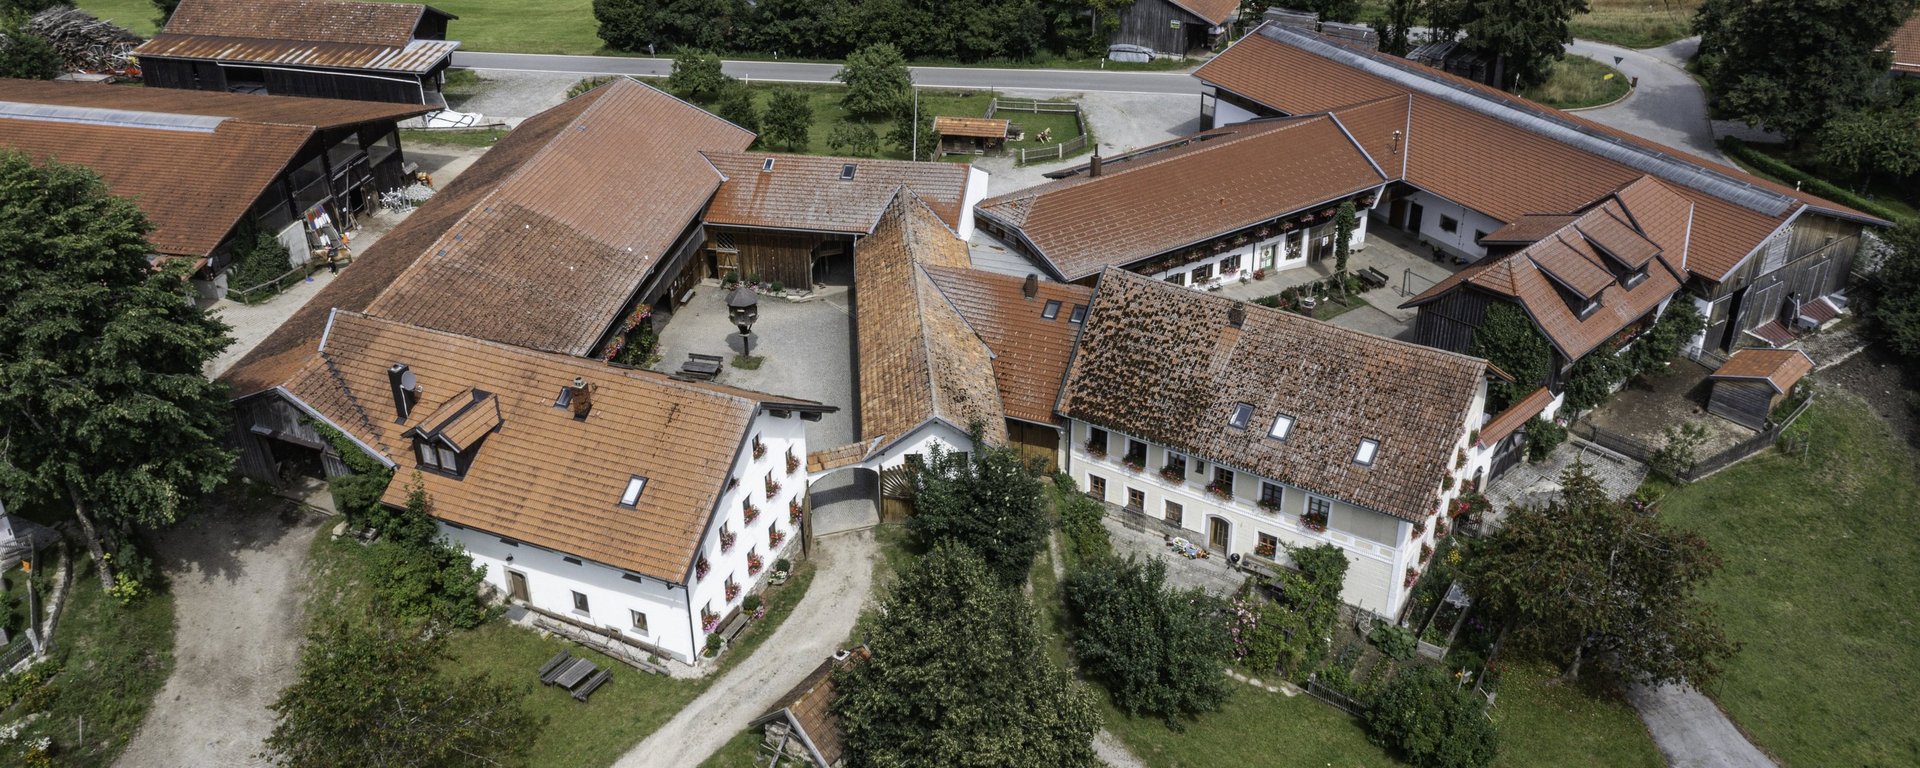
[[568, 376, 593, 420], [1227, 302, 1246, 329], [1022, 273, 1039, 299], [1088, 149, 1102, 178], [387, 363, 416, 422]]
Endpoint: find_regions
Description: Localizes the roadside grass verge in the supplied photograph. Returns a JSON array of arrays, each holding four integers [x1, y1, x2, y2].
[[1521, 55, 1631, 110], [1654, 393, 1920, 766], [399, 127, 509, 149], [1569, 0, 1702, 50], [0, 559, 176, 768], [305, 529, 817, 767]]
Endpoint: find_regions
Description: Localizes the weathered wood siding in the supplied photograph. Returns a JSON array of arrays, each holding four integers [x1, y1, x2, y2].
[[1697, 214, 1864, 350], [1411, 288, 1496, 356], [1707, 379, 1774, 430], [703, 227, 846, 291], [139, 57, 433, 104], [231, 395, 356, 483], [1112, 0, 1209, 56]]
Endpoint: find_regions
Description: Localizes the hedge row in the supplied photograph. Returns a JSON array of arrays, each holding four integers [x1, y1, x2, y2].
[[1717, 138, 1908, 224]]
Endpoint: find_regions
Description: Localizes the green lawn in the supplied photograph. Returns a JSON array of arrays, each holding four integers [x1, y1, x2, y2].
[[1491, 662, 1663, 768], [1521, 56, 1631, 110], [304, 529, 818, 767], [689, 81, 1079, 163], [398, 127, 508, 148], [696, 727, 765, 768], [1655, 393, 1920, 767], [0, 559, 176, 768], [1104, 686, 1400, 768], [1358, 1, 1700, 49], [75, 0, 160, 36]]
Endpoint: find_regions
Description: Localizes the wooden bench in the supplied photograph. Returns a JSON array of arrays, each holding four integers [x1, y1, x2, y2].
[[1359, 267, 1390, 289], [538, 648, 573, 684], [679, 353, 723, 381], [719, 612, 750, 645], [572, 668, 613, 702]]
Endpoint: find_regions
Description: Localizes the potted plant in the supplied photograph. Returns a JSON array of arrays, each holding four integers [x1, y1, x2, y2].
[[1253, 268, 1266, 280]]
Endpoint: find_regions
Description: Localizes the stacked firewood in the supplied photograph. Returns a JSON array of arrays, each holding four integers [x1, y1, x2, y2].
[[26, 7, 142, 73]]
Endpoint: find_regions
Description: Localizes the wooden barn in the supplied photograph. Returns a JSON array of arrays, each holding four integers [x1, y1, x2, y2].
[[0, 79, 427, 296], [1111, 0, 1238, 58], [697, 153, 983, 291], [134, 0, 460, 106], [1707, 348, 1813, 430], [933, 116, 1009, 155]]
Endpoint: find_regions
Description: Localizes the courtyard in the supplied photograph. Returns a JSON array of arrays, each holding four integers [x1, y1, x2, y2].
[[649, 285, 877, 534], [1579, 358, 1759, 458]]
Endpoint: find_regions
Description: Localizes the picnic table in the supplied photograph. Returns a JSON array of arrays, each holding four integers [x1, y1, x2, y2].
[[679, 353, 722, 380], [538, 649, 615, 702]]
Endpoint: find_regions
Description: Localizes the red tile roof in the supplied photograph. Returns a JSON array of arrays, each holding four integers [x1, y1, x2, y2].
[[289, 312, 822, 582], [702, 152, 970, 234], [1477, 386, 1553, 448], [1197, 23, 1887, 283], [921, 267, 1093, 425], [1885, 13, 1920, 74], [1170, 0, 1243, 26], [158, 0, 441, 47], [1711, 348, 1814, 394], [1062, 268, 1486, 522], [932, 116, 1008, 139], [854, 192, 1007, 452], [0, 79, 427, 259], [976, 116, 1384, 281], [1404, 178, 1690, 361]]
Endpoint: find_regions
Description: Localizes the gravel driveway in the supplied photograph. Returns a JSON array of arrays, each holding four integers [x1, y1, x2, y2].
[[116, 499, 325, 768], [1628, 682, 1777, 768], [611, 530, 879, 768]]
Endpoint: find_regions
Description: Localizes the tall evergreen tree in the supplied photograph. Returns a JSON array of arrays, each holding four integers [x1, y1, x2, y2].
[[1459, 0, 1588, 89], [0, 152, 233, 591], [1694, 0, 1917, 144], [834, 543, 1102, 768]]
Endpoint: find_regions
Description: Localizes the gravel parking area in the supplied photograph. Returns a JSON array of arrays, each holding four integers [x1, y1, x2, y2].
[[974, 89, 1197, 194], [452, 69, 584, 123]]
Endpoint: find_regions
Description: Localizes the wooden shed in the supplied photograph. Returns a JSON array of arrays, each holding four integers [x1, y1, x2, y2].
[[933, 116, 1009, 155], [1707, 348, 1814, 430]]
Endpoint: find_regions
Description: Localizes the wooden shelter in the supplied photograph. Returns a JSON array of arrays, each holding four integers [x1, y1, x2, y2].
[[933, 115, 1009, 155], [1111, 0, 1238, 58], [1707, 348, 1813, 430], [135, 0, 460, 106]]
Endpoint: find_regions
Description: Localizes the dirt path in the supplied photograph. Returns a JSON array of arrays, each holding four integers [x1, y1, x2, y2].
[[611, 530, 878, 768], [116, 500, 324, 768], [1627, 682, 1776, 768]]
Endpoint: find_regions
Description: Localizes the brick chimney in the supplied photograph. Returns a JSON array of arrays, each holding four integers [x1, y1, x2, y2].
[[1022, 273, 1039, 299], [1088, 149, 1103, 178], [568, 376, 593, 420], [387, 363, 417, 422]]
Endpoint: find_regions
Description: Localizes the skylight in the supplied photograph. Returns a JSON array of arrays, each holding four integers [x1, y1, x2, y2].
[[1354, 439, 1379, 466], [1268, 413, 1294, 440], [1069, 304, 1087, 324], [620, 475, 648, 507], [1042, 300, 1061, 320], [761, 157, 775, 172], [839, 163, 857, 180], [1229, 403, 1254, 430]]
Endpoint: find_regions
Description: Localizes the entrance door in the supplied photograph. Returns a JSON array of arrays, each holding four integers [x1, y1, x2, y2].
[[1406, 202, 1425, 233], [1207, 517, 1230, 552], [506, 570, 529, 602]]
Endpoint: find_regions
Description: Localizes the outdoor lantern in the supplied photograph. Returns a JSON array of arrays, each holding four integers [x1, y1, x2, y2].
[[726, 284, 760, 354]]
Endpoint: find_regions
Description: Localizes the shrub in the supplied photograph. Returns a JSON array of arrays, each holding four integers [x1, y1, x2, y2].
[[1066, 556, 1230, 726], [567, 76, 615, 99], [1054, 475, 1111, 567], [225, 228, 295, 302], [1369, 622, 1418, 661], [826, 120, 881, 157], [1365, 666, 1499, 768], [774, 557, 791, 572], [742, 594, 763, 612], [1649, 422, 1709, 482], [1719, 138, 1906, 224], [1523, 417, 1566, 462]]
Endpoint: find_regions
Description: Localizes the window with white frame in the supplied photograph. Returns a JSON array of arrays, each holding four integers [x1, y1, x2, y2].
[[1355, 439, 1379, 466], [630, 610, 648, 633], [1268, 413, 1294, 441]]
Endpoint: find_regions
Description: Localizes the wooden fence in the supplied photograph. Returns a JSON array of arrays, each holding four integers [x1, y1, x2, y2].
[[990, 98, 1092, 167], [1569, 392, 1818, 482], [1304, 675, 1369, 716]]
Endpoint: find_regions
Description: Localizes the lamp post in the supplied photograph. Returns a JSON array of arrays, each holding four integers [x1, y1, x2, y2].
[[726, 284, 760, 358]]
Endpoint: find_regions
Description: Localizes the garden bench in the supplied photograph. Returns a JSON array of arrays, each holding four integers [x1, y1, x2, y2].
[[719, 612, 750, 645], [572, 668, 613, 702], [1359, 267, 1389, 288], [537, 648, 572, 684]]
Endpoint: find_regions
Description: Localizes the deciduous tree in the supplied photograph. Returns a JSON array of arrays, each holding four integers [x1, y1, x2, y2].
[[264, 617, 540, 767], [1816, 102, 1920, 191], [1456, 0, 1589, 89], [889, 108, 938, 161], [1066, 555, 1230, 726], [906, 435, 1049, 586], [827, 120, 882, 156], [1465, 463, 1738, 686], [0, 21, 60, 79], [711, 82, 761, 136], [836, 43, 913, 119], [760, 88, 813, 150], [0, 152, 233, 592], [667, 49, 731, 102], [1694, 0, 1916, 143], [1860, 222, 1920, 363], [834, 543, 1101, 768], [1365, 665, 1499, 768], [1469, 302, 1553, 411]]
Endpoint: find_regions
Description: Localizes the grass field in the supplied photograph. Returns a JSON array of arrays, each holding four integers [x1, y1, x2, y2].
[[1655, 393, 1920, 767], [1360, 0, 1701, 49], [696, 727, 765, 767], [1521, 55, 1632, 110], [0, 559, 177, 768], [305, 529, 818, 767]]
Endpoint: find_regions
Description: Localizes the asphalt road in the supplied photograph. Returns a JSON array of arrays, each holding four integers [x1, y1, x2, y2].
[[452, 52, 1204, 95], [1564, 36, 1724, 161]]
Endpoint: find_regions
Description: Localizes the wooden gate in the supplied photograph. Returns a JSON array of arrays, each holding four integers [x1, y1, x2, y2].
[[879, 465, 915, 523]]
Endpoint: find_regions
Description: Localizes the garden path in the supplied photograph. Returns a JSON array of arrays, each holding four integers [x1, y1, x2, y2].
[[611, 530, 877, 768], [1627, 682, 1776, 768]]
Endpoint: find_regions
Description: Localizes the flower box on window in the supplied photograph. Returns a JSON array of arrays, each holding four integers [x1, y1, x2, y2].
[[747, 550, 763, 576], [769, 527, 786, 548], [1258, 498, 1283, 514], [1205, 479, 1233, 500], [1084, 439, 1106, 458], [725, 579, 741, 602], [789, 498, 803, 524], [1159, 465, 1186, 483], [701, 608, 720, 632], [1121, 455, 1144, 472], [1404, 567, 1420, 589], [1299, 511, 1328, 532], [743, 501, 760, 524], [765, 477, 782, 499], [719, 527, 736, 552], [786, 448, 800, 475], [752, 436, 767, 460], [1255, 540, 1277, 558], [696, 555, 711, 580]]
